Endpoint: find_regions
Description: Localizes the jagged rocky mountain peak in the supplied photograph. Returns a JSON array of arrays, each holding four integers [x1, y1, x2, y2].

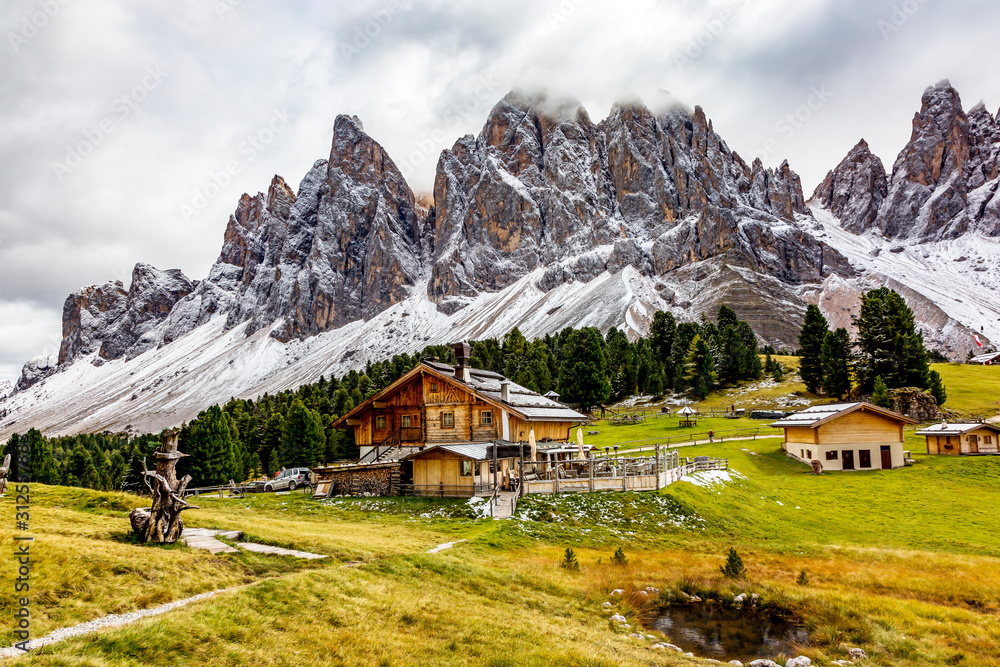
[[811, 138, 888, 233]]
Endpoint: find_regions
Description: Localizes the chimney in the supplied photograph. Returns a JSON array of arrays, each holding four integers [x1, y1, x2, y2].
[[453, 342, 471, 383], [501, 380, 510, 404]]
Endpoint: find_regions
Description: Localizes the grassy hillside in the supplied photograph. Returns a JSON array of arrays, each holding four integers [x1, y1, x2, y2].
[[5, 425, 1000, 667]]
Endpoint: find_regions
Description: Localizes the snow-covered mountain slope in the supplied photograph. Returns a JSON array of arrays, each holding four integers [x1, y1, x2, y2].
[[5, 82, 1000, 438], [806, 206, 1000, 355], [0, 268, 671, 438]]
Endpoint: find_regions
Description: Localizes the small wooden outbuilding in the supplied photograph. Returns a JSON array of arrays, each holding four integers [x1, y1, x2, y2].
[[401, 443, 514, 497], [916, 422, 1000, 455], [771, 402, 916, 471]]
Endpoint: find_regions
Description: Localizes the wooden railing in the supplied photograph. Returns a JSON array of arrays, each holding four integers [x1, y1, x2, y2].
[[613, 427, 761, 450], [398, 483, 493, 498]]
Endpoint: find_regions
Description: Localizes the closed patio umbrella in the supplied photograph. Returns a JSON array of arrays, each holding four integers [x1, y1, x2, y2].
[[528, 429, 537, 462], [576, 427, 586, 460]]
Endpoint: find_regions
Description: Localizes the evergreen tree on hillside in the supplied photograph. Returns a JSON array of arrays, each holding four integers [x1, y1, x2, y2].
[[178, 406, 242, 486], [649, 311, 676, 366], [684, 334, 716, 400], [470, 338, 503, 373], [501, 328, 529, 379], [280, 399, 325, 468], [854, 288, 933, 393], [605, 328, 637, 400], [821, 328, 852, 400], [65, 445, 100, 489], [557, 328, 611, 410], [669, 322, 701, 391], [871, 376, 892, 408], [928, 369, 947, 406], [799, 305, 829, 394], [2, 430, 60, 484], [737, 321, 764, 381]]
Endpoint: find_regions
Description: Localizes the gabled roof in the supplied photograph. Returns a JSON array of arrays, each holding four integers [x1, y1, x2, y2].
[[770, 402, 917, 428], [915, 422, 1000, 436], [400, 443, 491, 461], [971, 351, 1000, 364], [332, 361, 588, 429]]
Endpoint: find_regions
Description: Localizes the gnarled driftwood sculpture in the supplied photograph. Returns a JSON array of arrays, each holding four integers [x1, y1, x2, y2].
[[0, 453, 10, 494], [129, 430, 199, 543]]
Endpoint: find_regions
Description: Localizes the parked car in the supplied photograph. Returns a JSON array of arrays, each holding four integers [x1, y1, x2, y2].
[[264, 467, 312, 492]]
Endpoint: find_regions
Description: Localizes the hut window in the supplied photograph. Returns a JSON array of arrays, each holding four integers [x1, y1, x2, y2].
[[376, 415, 386, 429], [859, 450, 872, 468], [826, 451, 838, 460], [481, 410, 493, 425], [987, 436, 994, 444], [402, 415, 412, 428], [430, 382, 438, 392], [441, 412, 454, 428], [806, 450, 812, 459], [460, 460, 473, 477]]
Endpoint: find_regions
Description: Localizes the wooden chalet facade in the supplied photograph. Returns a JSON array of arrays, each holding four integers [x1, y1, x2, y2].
[[330, 344, 589, 495], [771, 402, 916, 472], [916, 422, 1000, 455]]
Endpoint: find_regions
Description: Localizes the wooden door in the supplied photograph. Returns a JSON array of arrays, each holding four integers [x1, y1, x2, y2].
[[880, 446, 892, 469], [969, 435, 979, 454], [842, 450, 855, 470]]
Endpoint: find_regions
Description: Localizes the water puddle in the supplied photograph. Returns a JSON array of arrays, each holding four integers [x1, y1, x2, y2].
[[647, 603, 808, 662]]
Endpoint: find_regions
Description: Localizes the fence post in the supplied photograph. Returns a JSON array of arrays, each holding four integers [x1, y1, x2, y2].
[[655, 444, 661, 490], [589, 458, 594, 493]]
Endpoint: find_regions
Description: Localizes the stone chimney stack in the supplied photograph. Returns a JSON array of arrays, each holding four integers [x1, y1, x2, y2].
[[453, 342, 471, 383]]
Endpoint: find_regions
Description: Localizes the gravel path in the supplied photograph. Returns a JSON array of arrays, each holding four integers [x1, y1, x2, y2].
[[0, 587, 238, 659], [427, 539, 466, 554]]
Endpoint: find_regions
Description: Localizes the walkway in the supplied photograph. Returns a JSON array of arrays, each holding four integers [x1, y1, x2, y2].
[[491, 491, 519, 520], [182, 528, 328, 559], [621, 433, 783, 454]]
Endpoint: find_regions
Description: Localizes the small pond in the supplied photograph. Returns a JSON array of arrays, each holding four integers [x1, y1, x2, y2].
[[647, 603, 809, 662]]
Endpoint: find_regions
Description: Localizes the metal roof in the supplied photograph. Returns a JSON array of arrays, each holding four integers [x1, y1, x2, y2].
[[915, 422, 1000, 436], [423, 361, 589, 422], [401, 443, 491, 461], [770, 402, 914, 428], [971, 351, 1000, 363]]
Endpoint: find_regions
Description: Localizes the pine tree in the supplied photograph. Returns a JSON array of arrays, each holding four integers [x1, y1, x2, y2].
[[178, 406, 242, 486], [280, 399, 325, 468], [928, 369, 947, 406], [1, 430, 60, 485], [557, 328, 611, 410], [268, 448, 281, 476], [871, 376, 892, 408], [560, 547, 580, 572], [684, 334, 716, 400], [821, 328, 852, 400], [649, 311, 676, 367], [605, 328, 637, 400], [855, 287, 933, 393], [799, 305, 829, 394], [720, 547, 747, 579]]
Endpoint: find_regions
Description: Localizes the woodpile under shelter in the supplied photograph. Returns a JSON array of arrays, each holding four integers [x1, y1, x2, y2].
[[916, 422, 1000, 455], [771, 402, 916, 472]]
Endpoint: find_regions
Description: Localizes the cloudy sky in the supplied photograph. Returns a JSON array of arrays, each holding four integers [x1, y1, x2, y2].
[[0, 0, 998, 383]]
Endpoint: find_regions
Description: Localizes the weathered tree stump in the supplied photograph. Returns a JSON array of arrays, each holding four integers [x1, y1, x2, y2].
[[130, 430, 199, 543]]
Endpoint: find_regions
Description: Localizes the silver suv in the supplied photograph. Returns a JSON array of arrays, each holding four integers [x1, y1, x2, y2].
[[264, 467, 312, 492]]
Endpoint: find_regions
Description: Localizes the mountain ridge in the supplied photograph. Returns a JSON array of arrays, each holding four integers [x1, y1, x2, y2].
[[4, 82, 1000, 438]]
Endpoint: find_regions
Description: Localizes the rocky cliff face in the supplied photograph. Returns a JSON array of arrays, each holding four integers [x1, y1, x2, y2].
[[837, 81, 1000, 241], [812, 139, 888, 233], [429, 92, 845, 313]]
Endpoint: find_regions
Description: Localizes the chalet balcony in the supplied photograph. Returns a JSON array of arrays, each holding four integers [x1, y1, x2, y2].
[[399, 427, 423, 443]]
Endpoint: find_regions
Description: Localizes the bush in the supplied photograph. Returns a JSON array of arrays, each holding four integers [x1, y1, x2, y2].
[[796, 569, 809, 586], [611, 547, 628, 566], [720, 547, 747, 579], [560, 547, 580, 572]]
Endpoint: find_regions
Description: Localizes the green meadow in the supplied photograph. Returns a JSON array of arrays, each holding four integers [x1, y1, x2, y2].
[[3, 363, 1000, 666]]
